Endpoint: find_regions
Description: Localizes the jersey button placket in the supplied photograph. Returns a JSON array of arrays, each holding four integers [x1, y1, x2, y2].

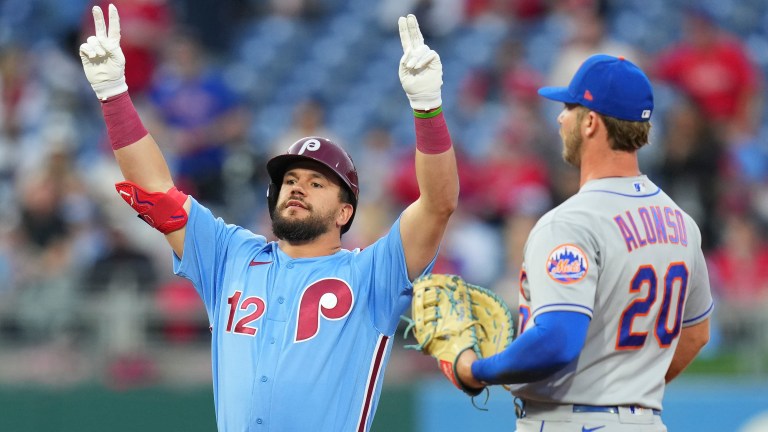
[[255, 326, 278, 429]]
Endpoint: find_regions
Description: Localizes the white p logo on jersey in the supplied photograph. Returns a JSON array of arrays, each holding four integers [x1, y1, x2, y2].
[[298, 138, 321, 155]]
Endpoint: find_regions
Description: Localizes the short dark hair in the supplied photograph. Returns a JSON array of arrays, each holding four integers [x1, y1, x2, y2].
[[601, 114, 652, 151], [338, 186, 354, 207], [576, 105, 651, 151]]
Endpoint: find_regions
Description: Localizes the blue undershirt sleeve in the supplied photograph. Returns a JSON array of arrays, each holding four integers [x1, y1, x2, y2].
[[471, 311, 590, 384]]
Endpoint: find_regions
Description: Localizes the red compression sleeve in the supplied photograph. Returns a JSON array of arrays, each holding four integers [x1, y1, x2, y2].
[[414, 111, 452, 154], [101, 92, 149, 150]]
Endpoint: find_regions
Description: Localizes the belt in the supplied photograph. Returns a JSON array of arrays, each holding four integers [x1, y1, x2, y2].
[[573, 405, 661, 416], [515, 399, 662, 419]]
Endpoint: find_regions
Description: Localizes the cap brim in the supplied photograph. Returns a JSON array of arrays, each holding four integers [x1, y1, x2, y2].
[[537, 86, 577, 103]]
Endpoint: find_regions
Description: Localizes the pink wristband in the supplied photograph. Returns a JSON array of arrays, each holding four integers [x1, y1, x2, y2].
[[414, 111, 452, 154], [101, 92, 149, 150]]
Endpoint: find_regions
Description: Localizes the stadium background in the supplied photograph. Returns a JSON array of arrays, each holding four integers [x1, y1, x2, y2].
[[1, 0, 768, 430]]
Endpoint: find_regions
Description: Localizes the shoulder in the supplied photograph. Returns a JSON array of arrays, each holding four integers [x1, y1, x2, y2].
[[528, 199, 596, 243], [527, 186, 635, 242], [189, 198, 268, 246], [536, 193, 598, 224]]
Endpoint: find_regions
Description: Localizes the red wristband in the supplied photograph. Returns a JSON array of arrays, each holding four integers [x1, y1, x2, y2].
[[414, 111, 452, 154], [101, 92, 149, 150]]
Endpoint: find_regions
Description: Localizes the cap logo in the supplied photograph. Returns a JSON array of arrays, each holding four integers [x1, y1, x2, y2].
[[298, 138, 322, 155], [641, 110, 651, 119], [583, 90, 593, 101]]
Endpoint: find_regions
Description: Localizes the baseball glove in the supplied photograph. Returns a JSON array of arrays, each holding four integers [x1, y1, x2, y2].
[[403, 274, 515, 396]]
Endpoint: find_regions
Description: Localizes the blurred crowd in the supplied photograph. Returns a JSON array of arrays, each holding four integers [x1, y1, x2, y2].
[[1, 0, 768, 387]]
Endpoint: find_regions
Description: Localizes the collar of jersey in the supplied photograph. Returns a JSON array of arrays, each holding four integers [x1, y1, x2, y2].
[[274, 243, 346, 263], [579, 174, 654, 193]]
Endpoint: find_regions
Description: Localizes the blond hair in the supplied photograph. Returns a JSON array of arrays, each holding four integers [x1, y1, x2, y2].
[[601, 114, 652, 151]]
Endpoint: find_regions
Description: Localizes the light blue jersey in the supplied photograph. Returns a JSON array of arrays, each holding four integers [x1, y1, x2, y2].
[[173, 199, 430, 431]]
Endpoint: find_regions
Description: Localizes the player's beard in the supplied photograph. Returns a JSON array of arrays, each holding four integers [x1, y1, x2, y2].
[[562, 122, 583, 168], [271, 202, 336, 243]]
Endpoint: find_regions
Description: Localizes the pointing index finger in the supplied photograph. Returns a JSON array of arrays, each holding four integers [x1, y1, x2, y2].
[[92, 6, 107, 41], [108, 4, 121, 40]]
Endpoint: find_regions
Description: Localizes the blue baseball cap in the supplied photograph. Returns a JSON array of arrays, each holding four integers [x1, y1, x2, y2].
[[538, 54, 654, 122]]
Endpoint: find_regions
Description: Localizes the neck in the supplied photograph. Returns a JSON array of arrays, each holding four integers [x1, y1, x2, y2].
[[278, 233, 343, 259], [579, 144, 641, 187]]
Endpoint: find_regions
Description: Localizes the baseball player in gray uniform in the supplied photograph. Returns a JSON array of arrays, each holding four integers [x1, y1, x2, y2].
[[453, 54, 714, 431]]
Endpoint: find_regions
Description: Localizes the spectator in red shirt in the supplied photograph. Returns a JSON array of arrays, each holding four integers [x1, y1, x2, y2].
[[707, 211, 768, 305], [653, 6, 763, 144], [706, 210, 768, 352]]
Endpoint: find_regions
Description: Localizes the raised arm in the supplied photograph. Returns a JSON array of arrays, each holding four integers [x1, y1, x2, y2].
[[396, 15, 460, 281], [79, 4, 189, 257]]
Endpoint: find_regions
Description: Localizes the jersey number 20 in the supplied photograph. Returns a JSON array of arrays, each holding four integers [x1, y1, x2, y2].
[[616, 262, 688, 350]]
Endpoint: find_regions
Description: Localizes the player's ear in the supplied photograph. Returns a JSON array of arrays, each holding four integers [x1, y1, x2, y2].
[[336, 203, 354, 228], [584, 111, 600, 137]]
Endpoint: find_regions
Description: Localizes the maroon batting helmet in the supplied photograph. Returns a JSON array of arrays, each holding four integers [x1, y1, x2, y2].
[[266, 137, 359, 234]]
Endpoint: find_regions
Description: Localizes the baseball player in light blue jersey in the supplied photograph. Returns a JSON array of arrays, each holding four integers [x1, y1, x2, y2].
[[453, 55, 714, 431], [78, 5, 459, 431]]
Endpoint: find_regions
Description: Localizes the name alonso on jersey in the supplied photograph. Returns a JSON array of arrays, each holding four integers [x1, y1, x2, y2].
[[613, 205, 688, 253]]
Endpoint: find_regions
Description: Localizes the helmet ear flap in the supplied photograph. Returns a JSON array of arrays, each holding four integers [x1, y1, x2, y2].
[[267, 182, 280, 217]]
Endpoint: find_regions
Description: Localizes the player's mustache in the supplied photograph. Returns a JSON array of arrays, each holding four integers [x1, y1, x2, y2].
[[281, 196, 311, 210]]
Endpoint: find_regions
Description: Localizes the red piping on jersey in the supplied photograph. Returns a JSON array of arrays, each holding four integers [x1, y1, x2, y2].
[[356, 335, 389, 432]]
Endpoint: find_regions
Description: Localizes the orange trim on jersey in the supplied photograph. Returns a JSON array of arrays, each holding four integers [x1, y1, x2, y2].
[[519, 305, 532, 334], [654, 261, 689, 348], [615, 265, 654, 351], [518, 269, 528, 300]]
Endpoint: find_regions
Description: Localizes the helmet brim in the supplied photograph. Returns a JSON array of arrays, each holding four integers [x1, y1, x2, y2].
[[266, 154, 357, 204]]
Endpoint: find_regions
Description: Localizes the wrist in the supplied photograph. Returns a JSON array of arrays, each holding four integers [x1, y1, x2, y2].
[[457, 349, 484, 389], [414, 110, 452, 154], [408, 92, 442, 111], [413, 106, 442, 118], [92, 76, 128, 101], [101, 92, 148, 150], [452, 348, 484, 397]]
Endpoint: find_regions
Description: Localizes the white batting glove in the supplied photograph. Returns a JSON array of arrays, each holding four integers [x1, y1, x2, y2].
[[398, 14, 443, 111], [78, 4, 128, 100]]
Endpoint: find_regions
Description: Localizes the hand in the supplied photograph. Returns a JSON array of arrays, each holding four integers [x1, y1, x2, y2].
[[398, 14, 442, 111], [78, 4, 128, 100], [456, 348, 485, 390]]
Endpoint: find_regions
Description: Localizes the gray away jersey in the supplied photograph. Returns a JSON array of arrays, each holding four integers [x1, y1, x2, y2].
[[510, 175, 714, 410]]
